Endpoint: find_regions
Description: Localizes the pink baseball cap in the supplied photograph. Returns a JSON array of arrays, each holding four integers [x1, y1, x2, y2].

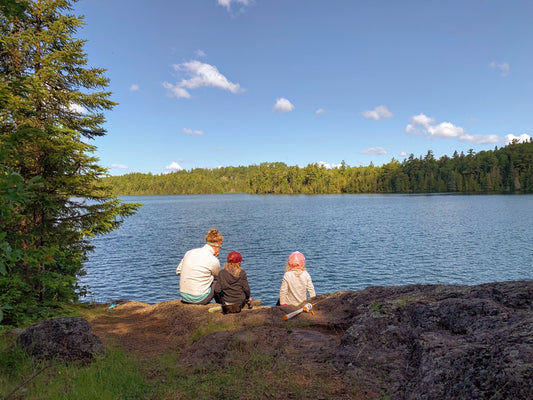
[[288, 251, 305, 267]]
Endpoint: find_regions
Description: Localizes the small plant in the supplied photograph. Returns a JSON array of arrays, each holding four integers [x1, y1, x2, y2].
[[188, 318, 237, 343], [394, 297, 417, 308]]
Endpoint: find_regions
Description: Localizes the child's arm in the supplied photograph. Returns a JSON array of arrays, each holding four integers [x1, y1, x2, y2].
[[279, 274, 289, 306], [307, 273, 316, 298], [241, 271, 251, 300]]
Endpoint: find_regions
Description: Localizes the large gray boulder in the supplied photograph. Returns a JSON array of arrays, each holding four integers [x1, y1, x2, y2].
[[19, 316, 106, 362]]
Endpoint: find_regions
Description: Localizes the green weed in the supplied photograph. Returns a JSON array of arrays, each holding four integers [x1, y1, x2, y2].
[[0, 335, 150, 400]]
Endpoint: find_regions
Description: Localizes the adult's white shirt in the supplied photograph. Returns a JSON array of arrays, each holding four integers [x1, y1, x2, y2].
[[176, 244, 220, 296]]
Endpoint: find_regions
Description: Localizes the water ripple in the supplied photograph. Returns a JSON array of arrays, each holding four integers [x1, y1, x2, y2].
[[82, 194, 533, 306]]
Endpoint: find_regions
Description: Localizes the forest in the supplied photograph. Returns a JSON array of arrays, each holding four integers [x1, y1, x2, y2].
[[105, 140, 533, 195]]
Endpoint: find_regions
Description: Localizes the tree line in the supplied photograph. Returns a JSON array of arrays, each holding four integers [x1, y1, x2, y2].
[[105, 140, 533, 195]]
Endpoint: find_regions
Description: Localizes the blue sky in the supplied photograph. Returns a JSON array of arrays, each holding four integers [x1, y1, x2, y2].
[[74, 0, 532, 175]]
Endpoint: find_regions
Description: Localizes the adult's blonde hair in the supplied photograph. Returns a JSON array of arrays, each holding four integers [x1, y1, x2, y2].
[[224, 262, 242, 277], [205, 228, 223, 244]]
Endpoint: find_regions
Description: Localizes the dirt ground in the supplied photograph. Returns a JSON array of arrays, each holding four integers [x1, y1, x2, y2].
[[89, 294, 350, 368], [87, 294, 378, 399]]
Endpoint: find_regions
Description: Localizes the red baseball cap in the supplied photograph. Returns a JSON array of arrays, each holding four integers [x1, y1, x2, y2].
[[227, 251, 242, 263]]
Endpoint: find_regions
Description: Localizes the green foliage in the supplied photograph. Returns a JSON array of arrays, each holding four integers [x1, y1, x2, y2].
[[0, 332, 351, 400], [0, 0, 139, 326], [0, 339, 149, 400], [104, 140, 533, 195], [188, 317, 238, 344], [0, 303, 367, 400]]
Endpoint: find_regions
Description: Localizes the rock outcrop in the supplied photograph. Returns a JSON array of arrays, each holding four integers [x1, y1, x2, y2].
[[89, 280, 533, 399], [331, 281, 533, 399], [19, 316, 106, 362]]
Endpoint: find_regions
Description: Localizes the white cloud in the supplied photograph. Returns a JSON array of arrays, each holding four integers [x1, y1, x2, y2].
[[429, 121, 467, 139], [183, 128, 204, 136], [195, 49, 207, 58], [316, 161, 341, 169], [129, 84, 140, 92], [217, 0, 251, 11], [458, 133, 500, 145], [490, 61, 510, 77], [361, 105, 393, 121], [165, 161, 183, 172], [399, 152, 407, 157], [68, 103, 87, 114], [361, 147, 388, 156], [273, 98, 295, 113], [163, 81, 191, 99], [108, 164, 131, 171], [405, 113, 500, 144], [164, 60, 244, 99], [315, 108, 326, 118], [409, 113, 435, 127], [504, 133, 531, 145]]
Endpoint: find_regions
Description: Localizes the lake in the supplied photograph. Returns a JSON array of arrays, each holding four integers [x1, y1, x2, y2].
[[81, 194, 533, 306]]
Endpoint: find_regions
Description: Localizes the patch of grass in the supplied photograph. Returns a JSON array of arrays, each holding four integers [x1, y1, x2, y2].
[[1, 325, 374, 400], [369, 303, 382, 312], [188, 317, 238, 343], [1, 305, 379, 400], [393, 297, 417, 309], [0, 334, 150, 400], [150, 351, 352, 400]]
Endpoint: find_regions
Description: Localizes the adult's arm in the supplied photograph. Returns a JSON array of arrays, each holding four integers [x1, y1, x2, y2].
[[176, 259, 184, 275]]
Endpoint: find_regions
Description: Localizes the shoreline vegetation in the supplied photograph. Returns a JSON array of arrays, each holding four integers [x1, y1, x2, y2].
[[105, 141, 532, 196]]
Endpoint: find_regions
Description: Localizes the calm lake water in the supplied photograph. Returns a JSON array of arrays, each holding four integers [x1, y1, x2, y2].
[[81, 194, 533, 306]]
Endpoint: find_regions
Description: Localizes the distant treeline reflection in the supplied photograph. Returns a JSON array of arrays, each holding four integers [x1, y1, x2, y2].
[[106, 141, 533, 195]]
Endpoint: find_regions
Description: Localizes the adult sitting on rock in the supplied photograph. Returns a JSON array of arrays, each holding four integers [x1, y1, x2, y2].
[[176, 228, 223, 305]]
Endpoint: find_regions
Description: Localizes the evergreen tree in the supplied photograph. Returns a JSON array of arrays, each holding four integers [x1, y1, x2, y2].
[[0, 0, 139, 325]]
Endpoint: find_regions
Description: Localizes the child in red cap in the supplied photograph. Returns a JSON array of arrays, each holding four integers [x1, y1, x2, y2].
[[278, 251, 316, 306], [214, 251, 252, 313]]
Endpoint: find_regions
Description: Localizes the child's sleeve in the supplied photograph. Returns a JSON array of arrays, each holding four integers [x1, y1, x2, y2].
[[279, 274, 289, 305], [242, 271, 251, 299], [307, 273, 316, 298]]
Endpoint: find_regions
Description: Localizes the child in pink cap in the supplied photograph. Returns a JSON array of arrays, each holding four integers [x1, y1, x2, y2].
[[278, 251, 316, 306]]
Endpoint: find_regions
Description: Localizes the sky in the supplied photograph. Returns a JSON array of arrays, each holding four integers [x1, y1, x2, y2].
[[73, 0, 533, 175]]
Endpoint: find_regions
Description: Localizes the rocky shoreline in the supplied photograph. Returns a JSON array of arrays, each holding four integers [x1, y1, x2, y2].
[[18, 281, 533, 399]]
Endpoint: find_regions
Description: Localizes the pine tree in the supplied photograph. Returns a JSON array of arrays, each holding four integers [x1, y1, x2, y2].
[[0, 0, 139, 325]]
